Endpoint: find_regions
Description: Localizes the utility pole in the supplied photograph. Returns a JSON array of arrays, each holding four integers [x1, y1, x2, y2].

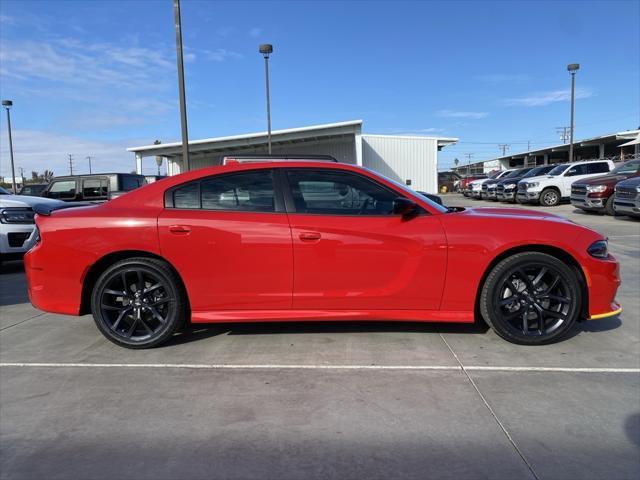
[[498, 144, 510, 156], [68, 154, 74, 175], [86, 156, 92, 174], [556, 126, 569, 143], [527, 140, 531, 151], [18, 167, 24, 185], [465, 153, 474, 174], [567, 63, 580, 163], [173, 0, 190, 172]]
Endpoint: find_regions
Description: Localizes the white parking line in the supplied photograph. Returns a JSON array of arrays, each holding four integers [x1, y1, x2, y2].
[[0, 363, 638, 373]]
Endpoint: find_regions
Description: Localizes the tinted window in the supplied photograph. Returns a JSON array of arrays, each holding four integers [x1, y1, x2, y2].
[[200, 171, 275, 212], [611, 161, 640, 174], [171, 171, 276, 212], [586, 162, 610, 174], [548, 164, 569, 176], [48, 180, 76, 199], [566, 164, 589, 176], [121, 176, 142, 191], [82, 178, 108, 198], [173, 183, 199, 209], [287, 170, 398, 215]]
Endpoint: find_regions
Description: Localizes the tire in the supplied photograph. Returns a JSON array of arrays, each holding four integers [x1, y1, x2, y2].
[[539, 188, 560, 207], [91, 257, 188, 349], [604, 195, 615, 216], [480, 252, 582, 345]]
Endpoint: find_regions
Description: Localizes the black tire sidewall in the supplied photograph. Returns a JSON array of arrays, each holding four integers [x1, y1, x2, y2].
[[91, 258, 186, 349], [480, 252, 582, 345]]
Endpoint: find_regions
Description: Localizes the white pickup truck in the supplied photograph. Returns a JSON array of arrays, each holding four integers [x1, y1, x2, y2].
[[516, 160, 614, 206]]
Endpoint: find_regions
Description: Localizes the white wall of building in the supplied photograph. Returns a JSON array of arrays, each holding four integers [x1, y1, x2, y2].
[[362, 135, 438, 193]]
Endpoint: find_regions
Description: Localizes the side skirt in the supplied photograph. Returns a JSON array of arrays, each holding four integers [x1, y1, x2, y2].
[[191, 309, 474, 324]]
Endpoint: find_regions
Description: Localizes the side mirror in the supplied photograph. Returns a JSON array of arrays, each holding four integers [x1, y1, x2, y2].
[[566, 168, 577, 176], [393, 197, 418, 216]]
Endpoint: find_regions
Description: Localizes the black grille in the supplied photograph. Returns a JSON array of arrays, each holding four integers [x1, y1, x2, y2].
[[517, 183, 527, 192], [572, 185, 587, 195], [7, 232, 30, 248], [482, 184, 488, 192], [616, 187, 638, 200], [496, 185, 505, 194]]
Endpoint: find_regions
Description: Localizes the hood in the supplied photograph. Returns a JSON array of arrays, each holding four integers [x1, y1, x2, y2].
[[521, 174, 554, 183], [456, 206, 567, 221], [616, 177, 640, 188], [497, 175, 526, 185], [574, 173, 637, 186], [0, 195, 66, 208]]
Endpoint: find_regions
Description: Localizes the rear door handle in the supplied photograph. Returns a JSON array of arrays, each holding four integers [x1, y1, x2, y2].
[[169, 225, 191, 234], [299, 232, 321, 241]]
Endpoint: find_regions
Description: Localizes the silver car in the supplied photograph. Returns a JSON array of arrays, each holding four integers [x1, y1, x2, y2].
[[0, 187, 65, 262]]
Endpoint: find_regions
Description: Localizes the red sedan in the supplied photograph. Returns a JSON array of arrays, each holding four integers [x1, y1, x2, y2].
[[24, 160, 621, 348]]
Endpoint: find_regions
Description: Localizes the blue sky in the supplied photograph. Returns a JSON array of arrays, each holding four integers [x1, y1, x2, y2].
[[1, 0, 638, 176]]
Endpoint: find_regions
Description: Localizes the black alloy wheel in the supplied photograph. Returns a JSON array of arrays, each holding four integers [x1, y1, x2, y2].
[[91, 257, 187, 348], [480, 252, 581, 345]]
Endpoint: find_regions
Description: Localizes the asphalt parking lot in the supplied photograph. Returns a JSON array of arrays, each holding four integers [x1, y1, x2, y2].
[[1, 195, 639, 480]]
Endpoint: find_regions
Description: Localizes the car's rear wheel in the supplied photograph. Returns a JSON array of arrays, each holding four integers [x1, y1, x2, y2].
[[91, 257, 187, 349], [539, 188, 560, 207], [480, 252, 581, 345]]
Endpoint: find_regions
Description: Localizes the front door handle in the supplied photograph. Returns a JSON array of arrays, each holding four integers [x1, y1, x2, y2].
[[299, 232, 321, 241], [169, 225, 191, 234]]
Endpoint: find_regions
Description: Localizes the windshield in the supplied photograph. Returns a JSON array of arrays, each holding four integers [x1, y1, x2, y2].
[[503, 168, 527, 179], [488, 171, 502, 179], [0, 187, 9, 195], [611, 160, 640, 175], [548, 164, 569, 176], [366, 168, 448, 213]]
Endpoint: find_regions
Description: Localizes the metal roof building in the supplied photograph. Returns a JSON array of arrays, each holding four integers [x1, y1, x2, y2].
[[128, 120, 458, 194], [454, 128, 639, 174]]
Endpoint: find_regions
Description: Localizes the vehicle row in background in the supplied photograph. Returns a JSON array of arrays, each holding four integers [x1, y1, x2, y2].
[[462, 159, 639, 217]]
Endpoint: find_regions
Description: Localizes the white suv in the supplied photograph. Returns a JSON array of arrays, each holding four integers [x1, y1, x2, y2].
[[0, 187, 65, 263], [516, 160, 614, 206]]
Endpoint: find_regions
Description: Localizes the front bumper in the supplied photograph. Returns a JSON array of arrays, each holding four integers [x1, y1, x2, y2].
[[497, 190, 516, 201], [583, 252, 622, 320], [0, 223, 37, 257], [516, 190, 541, 202], [613, 199, 640, 217], [570, 193, 606, 210]]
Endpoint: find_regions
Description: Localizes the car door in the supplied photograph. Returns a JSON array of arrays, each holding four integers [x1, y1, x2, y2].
[[561, 164, 590, 196], [282, 168, 448, 311], [158, 169, 293, 312]]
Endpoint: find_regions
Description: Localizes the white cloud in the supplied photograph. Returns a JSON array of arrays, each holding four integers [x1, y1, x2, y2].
[[435, 109, 489, 119], [203, 48, 243, 62], [0, 130, 154, 177], [504, 88, 595, 107], [249, 27, 263, 37]]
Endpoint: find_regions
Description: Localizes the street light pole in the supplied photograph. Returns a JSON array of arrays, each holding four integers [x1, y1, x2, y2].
[[259, 44, 273, 154], [2, 100, 17, 194], [567, 63, 580, 163], [86, 156, 92, 174], [173, 0, 190, 172]]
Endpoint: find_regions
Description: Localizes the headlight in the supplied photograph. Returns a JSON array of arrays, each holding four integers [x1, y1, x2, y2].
[[504, 183, 516, 189], [0, 208, 35, 224], [587, 240, 608, 259], [636, 186, 640, 193], [526, 182, 539, 189], [586, 185, 607, 193]]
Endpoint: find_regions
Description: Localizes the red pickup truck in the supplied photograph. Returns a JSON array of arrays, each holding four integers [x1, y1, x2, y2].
[[570, 159, 640, 215]]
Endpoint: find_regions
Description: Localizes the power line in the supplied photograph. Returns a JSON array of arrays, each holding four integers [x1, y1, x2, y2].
[[498, 144, 510, 156]]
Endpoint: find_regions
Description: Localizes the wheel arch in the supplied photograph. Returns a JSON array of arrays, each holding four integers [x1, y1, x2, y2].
[[474, 244, 589, 323], [79, 250, 189, 315]]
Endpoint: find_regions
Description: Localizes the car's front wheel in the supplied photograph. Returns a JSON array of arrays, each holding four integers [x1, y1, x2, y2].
[[91, 257, 187, 349], [539, 188, 560, 206], [480, 252, 582, 345]]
